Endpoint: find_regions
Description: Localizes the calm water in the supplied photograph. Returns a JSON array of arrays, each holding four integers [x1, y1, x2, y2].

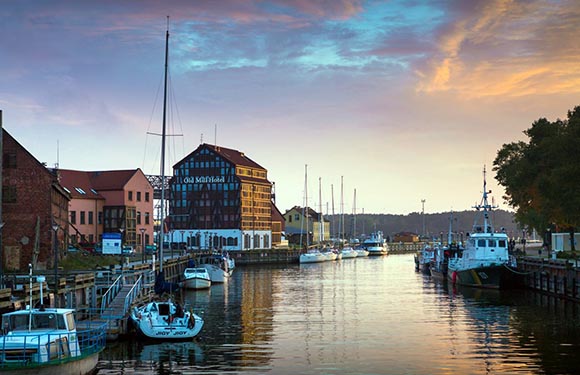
[[96, 254, 580, 374]]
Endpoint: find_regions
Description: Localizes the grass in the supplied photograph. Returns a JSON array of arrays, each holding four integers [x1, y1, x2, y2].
[[60, 250, 129, 271]]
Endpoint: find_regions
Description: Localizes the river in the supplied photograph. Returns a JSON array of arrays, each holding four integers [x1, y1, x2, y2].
[[96, 253, 580, 374]]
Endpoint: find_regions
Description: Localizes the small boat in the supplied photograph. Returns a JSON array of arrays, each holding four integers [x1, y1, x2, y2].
[[340, 246, 358, 259], [131, 299, 204, 340], [0, 273, 106, 374], [447, 167, 521, 289], [415, 244, 436, 273], [363, 231, 389, 255], [355, 247, 370, 257], [182, 268, 211, 290], [201, 254, 234, 283], [299, 250, 326, 263]]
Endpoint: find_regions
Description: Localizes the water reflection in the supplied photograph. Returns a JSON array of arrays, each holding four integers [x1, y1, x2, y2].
[[97, 255, 580, 374]]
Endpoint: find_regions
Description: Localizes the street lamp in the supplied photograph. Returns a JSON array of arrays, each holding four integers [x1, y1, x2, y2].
[[52, 222, 59, 307], [140, 228, 146, 264], [0, 222, 4, 289]]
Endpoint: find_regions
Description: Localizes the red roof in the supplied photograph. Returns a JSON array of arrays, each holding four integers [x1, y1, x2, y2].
[[176, 143, 265, 171], [58, 169, 142, 199]]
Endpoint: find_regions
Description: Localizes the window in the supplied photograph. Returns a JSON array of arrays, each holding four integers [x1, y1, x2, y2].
[[98, 211, 103, 225], [3, 152, 17, 168], [128, 191, 133, 201], [145, 192, 150, 202], [137, 211, 141, 225], [488, 240, 496, 247], [137, 191, 141, 201], [70, 211, 76, 225], [145, 212, 150, 225], [75, 187, 86, 194], [295, 214, 299, 221], [80, 211, 86, 225], [288, 215, 292, 223], [88, 211, 94, 225], [2, 185, 16, 203], [477, 239, 486, 247], [498, 240, 507, 248]]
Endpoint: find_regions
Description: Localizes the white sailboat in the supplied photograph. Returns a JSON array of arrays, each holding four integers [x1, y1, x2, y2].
[[341, 180, 358, 259], [300, 165, 325, 264], [131, 21, 204, 339]]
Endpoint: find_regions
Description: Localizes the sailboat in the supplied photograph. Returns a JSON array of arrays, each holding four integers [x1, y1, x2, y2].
[[131, 21, 204, 339], [447, 167, 520, 289], [300, 166, 326, 264], [340, 181, 358, 259]]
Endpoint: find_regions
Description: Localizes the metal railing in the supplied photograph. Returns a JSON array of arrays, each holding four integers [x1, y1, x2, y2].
[[99, 275, 123, 315]]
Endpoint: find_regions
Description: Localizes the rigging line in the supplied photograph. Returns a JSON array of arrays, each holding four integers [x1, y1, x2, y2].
[[503, 262, 540, 275], [142, 59, 165, 174]]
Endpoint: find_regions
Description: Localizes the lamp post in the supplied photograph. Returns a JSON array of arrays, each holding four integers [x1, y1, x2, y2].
[[140, 228, 146, 264], [52, 222, 59, 307], [0, 222, 4, 289], [180, 230, 185, 255]]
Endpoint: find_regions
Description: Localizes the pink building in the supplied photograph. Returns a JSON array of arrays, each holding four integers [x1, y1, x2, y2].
[[58, 169, 154, 252]]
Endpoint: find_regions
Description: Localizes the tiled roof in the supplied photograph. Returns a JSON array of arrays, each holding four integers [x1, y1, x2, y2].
[[58, 169, 141, 199], [204, 144, 265, 170]]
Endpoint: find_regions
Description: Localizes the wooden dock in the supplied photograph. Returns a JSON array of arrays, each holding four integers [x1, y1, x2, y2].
[[519, 257, 580, 300]]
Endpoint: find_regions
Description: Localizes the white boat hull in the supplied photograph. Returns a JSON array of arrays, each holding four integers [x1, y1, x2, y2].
[[341, 248, 358, 259], [183, 277, 211, 289], [201, 263, 232, 283], [299, 252, 326, 263]]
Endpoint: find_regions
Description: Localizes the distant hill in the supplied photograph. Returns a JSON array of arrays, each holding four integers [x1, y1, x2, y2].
[[326, 209, 521, 241]]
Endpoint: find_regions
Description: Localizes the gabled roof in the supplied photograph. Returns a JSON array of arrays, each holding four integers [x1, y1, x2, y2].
[[58, 169, 145, 199], [284, 206, 328, 222], [176, 143, 265, 171]]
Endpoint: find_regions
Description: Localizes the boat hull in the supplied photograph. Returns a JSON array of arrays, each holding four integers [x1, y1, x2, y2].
[[183, 277, 211, 290], [0, 352, 100, 375], [449, 265, 521, 289], [299, 253, 326, 263], [201, 264, 232, 283]]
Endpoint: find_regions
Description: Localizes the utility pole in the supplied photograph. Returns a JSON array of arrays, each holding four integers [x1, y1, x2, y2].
[[421, 199, 426, 239]]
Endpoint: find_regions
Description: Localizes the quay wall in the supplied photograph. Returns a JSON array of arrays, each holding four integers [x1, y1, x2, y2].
[[519, 257, 580, 301]]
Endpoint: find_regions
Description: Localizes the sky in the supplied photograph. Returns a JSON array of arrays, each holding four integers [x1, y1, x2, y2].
[[1, 0, 580, 215]]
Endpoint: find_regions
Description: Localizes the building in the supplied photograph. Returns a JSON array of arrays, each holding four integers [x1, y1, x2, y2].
[[169, 143, 284, 251], [58, 169, 154, 251], [283, 206, 329, 246], [393, 232, 419, 243], [1, 127, 70, 274]]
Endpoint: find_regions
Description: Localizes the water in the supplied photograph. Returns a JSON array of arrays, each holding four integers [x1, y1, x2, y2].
[[96, 254, 580, 374]]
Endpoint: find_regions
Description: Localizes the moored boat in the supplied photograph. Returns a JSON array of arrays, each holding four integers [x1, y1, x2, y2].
[[182, 267, 211, 290], [131, 299, 204, 340], [201, 254, 234, 283], [0, 274, 106, 375], [415, 244, 436, 273], [355, 247, 369, 257], [363, 231, 389, 255], [447, 167, 520, 289], [340, 246, 358, 259], [299, 250, 327, 263]]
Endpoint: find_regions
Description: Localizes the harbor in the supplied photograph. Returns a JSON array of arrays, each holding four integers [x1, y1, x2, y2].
[[91, 254, 580, 374]]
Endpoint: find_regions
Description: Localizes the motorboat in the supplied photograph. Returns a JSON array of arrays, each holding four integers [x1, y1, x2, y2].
[[201, 254, 234, 283], [363, 231, 389, 255], [131, 299, 204, 340], [415, 244, 436, 273], [447, 167, 520, 289], [0, 273, 106, 374], [182, 268, 211, 290]]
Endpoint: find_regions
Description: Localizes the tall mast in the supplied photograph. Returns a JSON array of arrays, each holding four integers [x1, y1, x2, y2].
[[305, 165, 309, 248], [319, 177, 323, 245], [473, 166, 496, 233], [159, 19, 169, 272], [340, 176, 344, 244], [331, 184, 335, 241], [353, 188, 357, 239]]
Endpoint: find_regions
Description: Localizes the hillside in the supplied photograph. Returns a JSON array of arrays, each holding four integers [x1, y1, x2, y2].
[[326, 209, 521, 241]]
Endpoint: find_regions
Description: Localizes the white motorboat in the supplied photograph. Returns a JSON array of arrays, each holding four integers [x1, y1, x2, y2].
[[201, 254, 233, 283], [131, 299, 204, 340], [340, 246, 358, 259], [182, 268, 211, 290], [363, 231, 389, 255], [447, 167, 521, 289], [0, 273, 106, 374]]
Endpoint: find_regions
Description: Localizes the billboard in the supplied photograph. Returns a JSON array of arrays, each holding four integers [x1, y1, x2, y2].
[[102, 232, 122, 255]]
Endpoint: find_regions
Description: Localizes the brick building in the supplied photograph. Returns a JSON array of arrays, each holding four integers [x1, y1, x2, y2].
[[1, 127, 70, 274]]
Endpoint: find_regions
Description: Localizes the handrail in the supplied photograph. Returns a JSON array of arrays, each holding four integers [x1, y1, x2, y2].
[[124, 275, 143, 314], [100, 275, 123, 314]]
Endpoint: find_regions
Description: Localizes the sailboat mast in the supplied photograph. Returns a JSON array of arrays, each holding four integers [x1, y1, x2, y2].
[[159, 21, 169, 272], [340, 176, 344, 244], [353, 188, 357, 239], [319, 177, 323, 245], [305, 164, 309, 248]]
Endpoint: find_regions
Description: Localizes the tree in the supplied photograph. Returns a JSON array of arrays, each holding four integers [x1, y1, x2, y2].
[[493, 105, 580, 249]]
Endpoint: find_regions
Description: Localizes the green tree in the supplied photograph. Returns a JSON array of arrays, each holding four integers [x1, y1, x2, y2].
[[493, 106, 580, 249]]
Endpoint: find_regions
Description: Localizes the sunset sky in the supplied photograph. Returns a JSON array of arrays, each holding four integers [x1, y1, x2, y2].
[[2, 0, 579, 215]]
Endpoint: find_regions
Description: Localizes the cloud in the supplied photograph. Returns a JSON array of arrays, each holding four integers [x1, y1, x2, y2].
[[416, 0, 580, 98]]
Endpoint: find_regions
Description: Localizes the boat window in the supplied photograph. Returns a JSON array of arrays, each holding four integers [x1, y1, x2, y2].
[[158, 304, 170, 316], [477, 239, 486, 247], [488, 240, 496, 247], [498, 239, 507, 248]]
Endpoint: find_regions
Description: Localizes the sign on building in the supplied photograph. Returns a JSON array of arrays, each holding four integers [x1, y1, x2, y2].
[[102, 232, 122, 255]]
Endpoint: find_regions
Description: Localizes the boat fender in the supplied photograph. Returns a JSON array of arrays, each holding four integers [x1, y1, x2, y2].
[[452, 271, 458, 284]]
